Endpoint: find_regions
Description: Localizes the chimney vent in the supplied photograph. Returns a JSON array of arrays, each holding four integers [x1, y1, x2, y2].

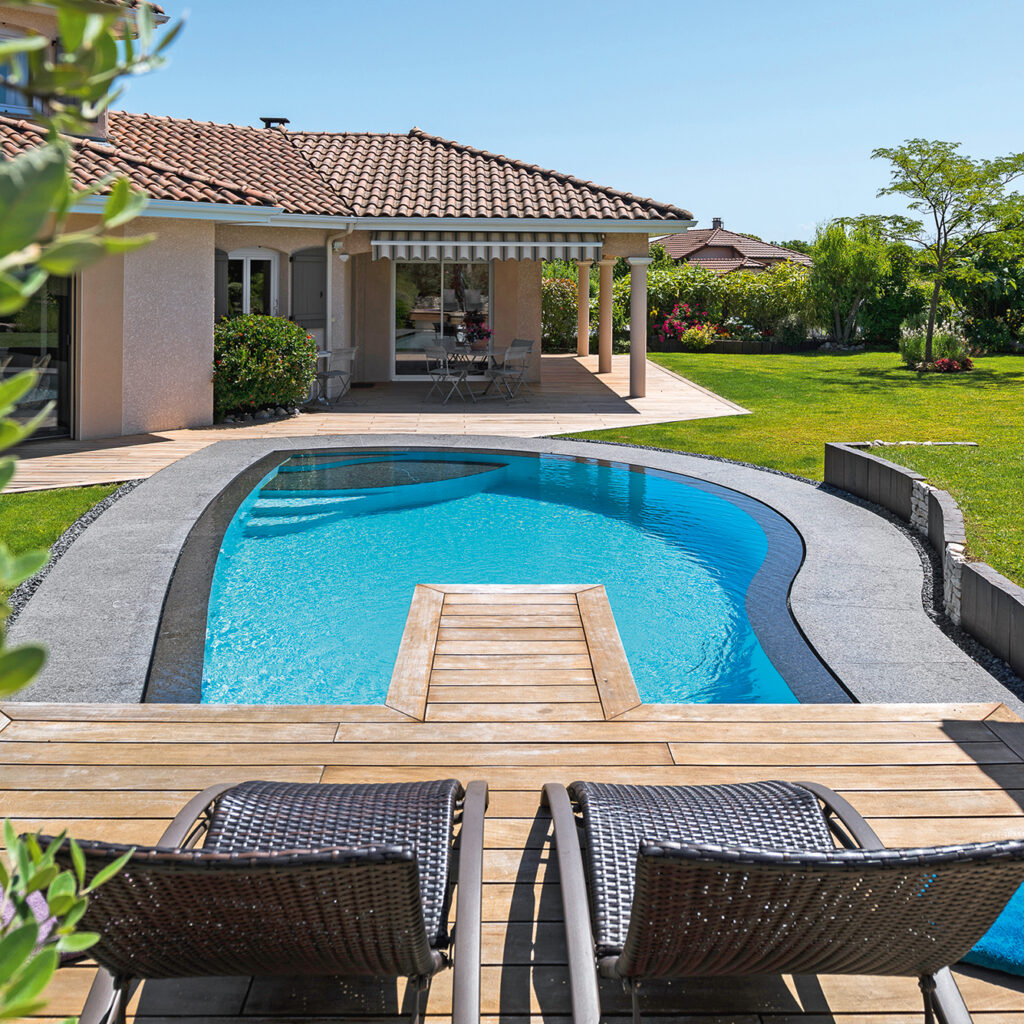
[[711, 216, 724, 230], [259, 116, 290, 130]]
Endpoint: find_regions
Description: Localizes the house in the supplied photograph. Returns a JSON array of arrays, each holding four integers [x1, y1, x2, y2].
[[0, 2, 695, 440], [657, 218, 811, 274]]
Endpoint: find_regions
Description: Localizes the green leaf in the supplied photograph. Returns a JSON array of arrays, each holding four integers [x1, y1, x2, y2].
[[100, 232, 154, 254], [0, 145, 69, 257], [46, 871, 75, 904], [60, 896, 88, 930], [0, 35, 47, 60], [56, 930, 99, 954], [0, 645, 46, 696], [6, 549, 48, 587], [0, 269, 47, 317], [24, 863, 57, 893], [2, 945, 58, 1007], [36, 235, 108, 275], [57, 8, 88, 52], [0, 923, 38, 986], [102, 182, 147, 229], [0, 371, 37, 414], [69, 837, 85, 887], [84, 847, 134, 893]]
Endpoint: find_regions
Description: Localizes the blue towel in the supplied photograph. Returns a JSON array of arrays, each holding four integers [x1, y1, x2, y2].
[[964, 882, 1024, 975]]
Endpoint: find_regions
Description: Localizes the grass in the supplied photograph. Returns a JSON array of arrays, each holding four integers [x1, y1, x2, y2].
[[0, 483, 121, 598], [567, 350, 1024, 585]]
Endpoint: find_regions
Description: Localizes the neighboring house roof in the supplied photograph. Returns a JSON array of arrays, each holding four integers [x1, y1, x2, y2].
[[0, 114, 274, 207], [289, 127, 691, 220], [100, 0, 167, 13], [1, 108, 692, 222], [658, 227, 812, 270]]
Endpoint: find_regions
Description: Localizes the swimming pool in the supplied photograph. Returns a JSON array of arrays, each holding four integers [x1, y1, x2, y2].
[[201, 448, 836, 705]]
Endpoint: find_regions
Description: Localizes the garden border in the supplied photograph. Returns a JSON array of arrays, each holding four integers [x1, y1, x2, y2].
[[824, 442, 1024, 678]]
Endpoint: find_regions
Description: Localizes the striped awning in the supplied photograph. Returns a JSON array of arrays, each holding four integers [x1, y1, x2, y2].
[[370, 231, 604, 262]]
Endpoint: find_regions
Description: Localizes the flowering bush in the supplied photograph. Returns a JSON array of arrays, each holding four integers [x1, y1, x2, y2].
[[933, 356, 974, 372], [213, 315, 318, 418], [680, 323, 719, 350], [655, 301, 714, 349], [898, 329, 971, 368]]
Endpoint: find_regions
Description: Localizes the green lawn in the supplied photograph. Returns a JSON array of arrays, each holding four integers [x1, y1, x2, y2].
[[0, 483, 121, 598], [568, 351, 1024, 585]]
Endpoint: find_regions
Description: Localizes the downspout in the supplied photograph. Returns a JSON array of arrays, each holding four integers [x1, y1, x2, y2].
[[325, 223, 356, 352]]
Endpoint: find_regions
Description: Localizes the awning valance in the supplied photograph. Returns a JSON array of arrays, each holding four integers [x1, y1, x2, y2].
[[370, 231, 604, 262]]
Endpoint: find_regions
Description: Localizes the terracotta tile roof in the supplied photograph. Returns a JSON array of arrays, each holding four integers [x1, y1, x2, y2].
[[0, 114, 273, 207], [2, 110, 692, 221], [106, 112, 347, 215], [658, 227, 812, 268], [289, 127, 691, 220]]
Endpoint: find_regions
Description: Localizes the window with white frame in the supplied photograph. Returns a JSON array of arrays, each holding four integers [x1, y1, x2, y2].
[[0, 30, 35, 114], [226, 249, 279, 317]]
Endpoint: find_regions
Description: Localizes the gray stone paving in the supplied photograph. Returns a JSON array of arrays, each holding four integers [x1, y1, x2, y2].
[[11, 434, 1021, 715]]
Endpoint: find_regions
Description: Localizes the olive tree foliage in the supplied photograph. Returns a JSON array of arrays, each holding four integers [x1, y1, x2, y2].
[[0, 0, 181, 315], [807, 220, 890, 345], [0, 2, 176, 1015], [872, 139, 1024, 361]]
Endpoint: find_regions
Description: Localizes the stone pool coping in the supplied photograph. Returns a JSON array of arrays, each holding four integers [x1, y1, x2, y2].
[[11, 434, 1022, 715]]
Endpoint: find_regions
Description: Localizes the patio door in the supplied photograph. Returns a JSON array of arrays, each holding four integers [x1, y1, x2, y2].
[[392, 260, 490, 378], [0, 276, 72, 438]]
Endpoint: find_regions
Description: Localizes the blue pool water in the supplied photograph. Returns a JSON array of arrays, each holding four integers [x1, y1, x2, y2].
[[203, 450, 800, 705]]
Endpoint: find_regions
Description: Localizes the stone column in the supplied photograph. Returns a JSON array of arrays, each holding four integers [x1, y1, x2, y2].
[[597, 257, 615, 373], [627, 256, 653, 398], [576, 259, 592, 357]]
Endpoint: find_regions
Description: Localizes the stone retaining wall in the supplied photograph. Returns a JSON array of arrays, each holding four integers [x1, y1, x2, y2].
[[824, 441, 1024, 677]]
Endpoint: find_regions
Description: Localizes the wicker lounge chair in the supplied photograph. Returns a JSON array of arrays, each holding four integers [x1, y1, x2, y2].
[[51, 778, 487, 1024], [543, 779, 1024, 1024]]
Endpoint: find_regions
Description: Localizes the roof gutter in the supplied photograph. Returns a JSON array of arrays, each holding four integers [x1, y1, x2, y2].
[[71, 196, 693, 233]]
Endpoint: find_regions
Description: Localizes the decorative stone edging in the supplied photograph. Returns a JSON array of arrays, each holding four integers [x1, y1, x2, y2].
[[824, 442, 1024, 677]]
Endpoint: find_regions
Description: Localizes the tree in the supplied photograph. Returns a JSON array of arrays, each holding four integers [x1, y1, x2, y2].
[[872, 139, 1024, 361], [808, 220, 890, 345], [859, 241, 926, 346], [772, 239, 813, 256]]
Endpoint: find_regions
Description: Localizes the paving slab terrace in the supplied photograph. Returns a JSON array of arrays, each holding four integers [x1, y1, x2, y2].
[[8, 354, 745, 491]]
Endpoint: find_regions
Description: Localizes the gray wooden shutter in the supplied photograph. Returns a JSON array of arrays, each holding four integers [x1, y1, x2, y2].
[[290, 247, 327, 330], [214, 249, 229, 321]]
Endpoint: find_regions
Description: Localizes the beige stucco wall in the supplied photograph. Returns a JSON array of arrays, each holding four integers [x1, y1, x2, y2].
[[77, 244, 124, 440], [0, 5, 57, 37], [600, 232, 652, 258], [120, 217, 215, 434], [491, 260, 542, 381]]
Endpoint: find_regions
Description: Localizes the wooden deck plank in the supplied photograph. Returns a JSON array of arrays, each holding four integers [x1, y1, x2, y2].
[[576, 584, 641, 719], [386, 584, 444, 721], [436, 628, 587, 642], [3, 699, 1022, 1022]]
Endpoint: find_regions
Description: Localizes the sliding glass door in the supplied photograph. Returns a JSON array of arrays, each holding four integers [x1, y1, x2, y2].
[[0, 277, 72, 437], [393, 261, 490, 377]]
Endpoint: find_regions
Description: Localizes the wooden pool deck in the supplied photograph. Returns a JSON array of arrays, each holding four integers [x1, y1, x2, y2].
[[4, 698, 1024, 1023]]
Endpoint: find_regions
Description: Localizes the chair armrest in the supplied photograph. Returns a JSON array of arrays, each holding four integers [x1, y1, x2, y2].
[[796, 781, 885, 851], [542, 783, 601, 1024], [157, 783, 237, 848], [452, 781, 488, 1024]]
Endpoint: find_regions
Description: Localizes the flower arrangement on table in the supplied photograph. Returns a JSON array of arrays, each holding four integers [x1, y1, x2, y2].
[[463, 313, 493, 350]]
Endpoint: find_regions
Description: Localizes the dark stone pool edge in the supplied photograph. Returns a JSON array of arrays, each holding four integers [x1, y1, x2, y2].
[[11, 434, 1018, 714]]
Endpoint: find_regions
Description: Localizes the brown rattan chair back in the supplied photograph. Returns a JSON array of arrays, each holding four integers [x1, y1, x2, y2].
[[619, 838, 1024, 980]]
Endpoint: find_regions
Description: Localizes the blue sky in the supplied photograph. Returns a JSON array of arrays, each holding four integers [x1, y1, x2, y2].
[[115, 0, 1024, 242]]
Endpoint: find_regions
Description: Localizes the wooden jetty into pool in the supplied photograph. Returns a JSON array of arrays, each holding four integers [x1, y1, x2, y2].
[[387, 584, 641, 721], [4, 698, 1024, 1022]]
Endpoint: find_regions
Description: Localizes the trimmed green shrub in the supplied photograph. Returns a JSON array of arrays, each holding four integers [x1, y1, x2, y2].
[[541, 275, 579, 351], [213, 315, 317, 417]]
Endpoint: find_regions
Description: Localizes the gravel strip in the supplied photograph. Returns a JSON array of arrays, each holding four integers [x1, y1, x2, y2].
[[7, 480, 144, 626], [564, 437, 1024, 698]]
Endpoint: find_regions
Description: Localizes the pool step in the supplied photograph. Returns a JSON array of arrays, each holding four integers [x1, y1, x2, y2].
[[385, 584, 640, 723]]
